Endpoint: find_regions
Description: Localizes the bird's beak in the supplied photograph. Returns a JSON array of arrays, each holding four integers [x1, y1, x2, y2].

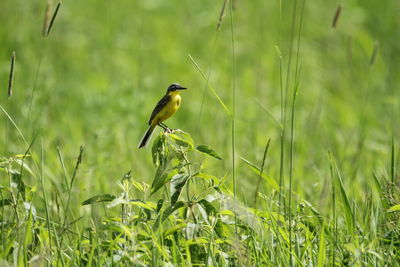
[[178, 86, 187, 90]]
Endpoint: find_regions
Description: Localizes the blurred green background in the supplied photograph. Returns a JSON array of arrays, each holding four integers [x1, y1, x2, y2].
[[0, 0, 399, 207]]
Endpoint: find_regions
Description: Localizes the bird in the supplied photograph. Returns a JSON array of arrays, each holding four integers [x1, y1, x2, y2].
[[138, 83, 187, 148]]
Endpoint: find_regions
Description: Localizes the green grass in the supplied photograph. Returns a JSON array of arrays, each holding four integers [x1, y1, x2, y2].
[[1, 0, 400, 265]]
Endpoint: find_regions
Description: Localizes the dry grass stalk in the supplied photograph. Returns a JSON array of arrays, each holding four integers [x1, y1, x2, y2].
[[217, 0, 228, 30], [332, 5, 342, 28], [42, 0, 53, 36], [47, 1, 62, 36]]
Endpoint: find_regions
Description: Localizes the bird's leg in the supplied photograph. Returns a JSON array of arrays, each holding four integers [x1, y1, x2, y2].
[[158, 122, 172, 133], [158, 123, 167, 130]]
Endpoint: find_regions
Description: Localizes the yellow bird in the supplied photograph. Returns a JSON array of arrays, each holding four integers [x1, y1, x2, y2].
[[138, 83, 187, 148]]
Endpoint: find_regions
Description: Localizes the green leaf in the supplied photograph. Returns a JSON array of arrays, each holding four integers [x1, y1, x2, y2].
[[151, 160, 184, 195], [156, 199, 164, 214], [241, 157, 279, 191], [198, 199, 218, 216], [196, 145, 222, 160], [388, 204, 400, 212], [0, 199, 12, 207], [214, 219, 227, 238], [317, 223, 326, 267], [132, 180, 144, 192], [152, 168, 177, 195], [14, 159, 34, 177], [197, 199, 226, 237], [169, 133, 194, 148], [162, 201, 186, 221], [170, 174, 189, 205], [220, 209, 235, 216], [153, 201, 186, 231], [163, 223, 187, 237], [152, 134, 166, 166], [12, 172, 25, 200], [81, 194, 116, 205]]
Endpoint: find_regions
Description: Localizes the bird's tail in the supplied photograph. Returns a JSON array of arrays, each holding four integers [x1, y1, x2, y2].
[[138, 124, 156, 148]]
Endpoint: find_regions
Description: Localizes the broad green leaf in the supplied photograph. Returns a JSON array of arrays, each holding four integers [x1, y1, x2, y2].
[[169, 133, 194, 148], [214, 219, 227, 238], [196, 145, 222, 160], [198, 199, 218, 216], [170, 174, 189, 205], [197, 203, 209, 224], [152, 134, 165, 166], [81, 194, 116, 205], [151, 166, 179, 195], [162, 201, 186, 221]]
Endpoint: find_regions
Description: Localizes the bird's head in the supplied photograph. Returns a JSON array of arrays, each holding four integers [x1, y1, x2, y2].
[[166, 83, 187, 93]]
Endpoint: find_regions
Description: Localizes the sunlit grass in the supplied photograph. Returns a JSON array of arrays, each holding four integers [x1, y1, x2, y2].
[[1, 0, 400, 265]]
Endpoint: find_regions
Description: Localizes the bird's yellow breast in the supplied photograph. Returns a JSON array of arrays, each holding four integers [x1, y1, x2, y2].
[[152, 91, 182, 124]]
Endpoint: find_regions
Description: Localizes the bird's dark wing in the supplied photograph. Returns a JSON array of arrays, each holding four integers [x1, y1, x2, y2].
[[148, 94, 171, 125]]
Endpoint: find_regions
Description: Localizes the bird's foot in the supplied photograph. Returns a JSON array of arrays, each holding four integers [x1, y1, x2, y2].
[[164, 127, 173, 133]]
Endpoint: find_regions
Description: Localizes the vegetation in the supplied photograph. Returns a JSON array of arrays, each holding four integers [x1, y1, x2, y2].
[[1, 0, 399, 265]]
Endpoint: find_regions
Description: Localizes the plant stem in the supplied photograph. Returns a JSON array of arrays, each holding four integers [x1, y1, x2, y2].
[[229, 0, 238, 239]]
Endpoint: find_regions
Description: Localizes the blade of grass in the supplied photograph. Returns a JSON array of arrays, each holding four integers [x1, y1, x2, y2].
[[7, 51, 15, 98], [391, 135, 395, 185], [188, 54, 231, 117], [254, 138, 271, 207], [0, 104, 28, 147], [60, 146, 84, 244], [330, 154, 354, 235], [56, 146, 69, 190], [40, 139, 52, 261], [229, 0, 238, 241], [317, 222, 326, 267]]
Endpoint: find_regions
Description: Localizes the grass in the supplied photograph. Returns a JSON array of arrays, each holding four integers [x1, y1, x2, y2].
[[1, 0, 400, 265]]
